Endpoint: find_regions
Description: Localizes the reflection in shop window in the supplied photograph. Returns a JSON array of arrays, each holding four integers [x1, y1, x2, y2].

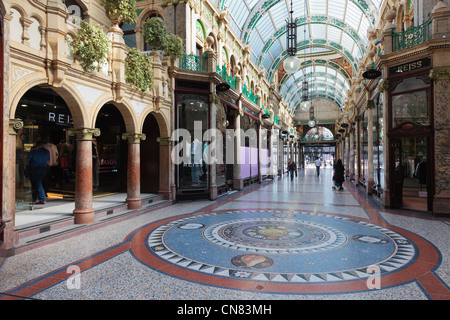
[[176, 94, 209, 190]]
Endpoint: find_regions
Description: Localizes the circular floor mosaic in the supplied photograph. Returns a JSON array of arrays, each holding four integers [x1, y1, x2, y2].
[[138, 210, 418, 286]]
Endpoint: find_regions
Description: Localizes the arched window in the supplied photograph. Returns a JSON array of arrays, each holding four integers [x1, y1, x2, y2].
[[64, 0, 85, 21], [121, 22, 136, 48]]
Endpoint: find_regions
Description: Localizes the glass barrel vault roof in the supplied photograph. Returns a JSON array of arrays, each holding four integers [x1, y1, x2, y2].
[[212, 0, 382, 113]]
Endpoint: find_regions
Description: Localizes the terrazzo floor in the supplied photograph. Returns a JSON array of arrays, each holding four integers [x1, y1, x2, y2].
[[1, 167, 449, 304]]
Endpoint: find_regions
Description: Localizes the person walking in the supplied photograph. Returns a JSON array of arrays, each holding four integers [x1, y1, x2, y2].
[[26, 140, 50, 204], [288, 158, 297, 181], [315, 157, 321, 176], [332, 159, 345, 191]]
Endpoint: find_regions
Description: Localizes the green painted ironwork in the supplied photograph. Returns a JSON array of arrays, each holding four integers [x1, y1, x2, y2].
[[216, 64, 236, 89], [242, 84, 258, 104], [393, 20, 432, 52], [179, 53, 207, 72]]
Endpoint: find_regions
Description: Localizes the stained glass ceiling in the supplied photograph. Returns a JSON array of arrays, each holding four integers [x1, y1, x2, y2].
[[213, 0, 383, 114]]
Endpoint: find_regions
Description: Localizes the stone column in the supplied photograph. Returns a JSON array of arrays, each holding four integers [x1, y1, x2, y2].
[[69, 128, 100, 224], [430, 67, 450, 216], [366, 100, 375, 194], [233, 109, 243, 190], [122, 133, 146, 209], [349, 126, 355, 181], [345, 133, 350, 177], [1, 120, 23, 256], [157, 137, 175, 200]]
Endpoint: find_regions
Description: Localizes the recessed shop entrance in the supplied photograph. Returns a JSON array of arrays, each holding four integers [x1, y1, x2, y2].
[[94, 104, 127, 193], [15, 87, 75, 210], [141, 113, 160, 194]]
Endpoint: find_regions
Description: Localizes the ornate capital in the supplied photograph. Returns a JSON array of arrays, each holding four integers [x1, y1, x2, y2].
[[364, 100, 376, 110], [429, 67, 450, 80], [68, 127, 101, 141], [209, 93, 220, 104], [157, 137, 172, 146], [9, 119, 23, 135], [377, 79, 389, 92], [122, 133, 147, 144]]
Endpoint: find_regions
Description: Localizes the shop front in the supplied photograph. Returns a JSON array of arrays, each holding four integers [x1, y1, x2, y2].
[[386, 57, 434, 212], [174, 80, 210, 199], [15, 87, 76, 210]]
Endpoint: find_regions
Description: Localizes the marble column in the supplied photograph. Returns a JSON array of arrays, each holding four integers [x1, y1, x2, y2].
[[157, 137, 175, 200], [122, 133, 146, 210], [366, 101, 375, 194], [69, 128, 100, 224], [430, 67, 450, 216], [1, 119, 23, 256], [349, 127, 355, 181], [233, 110, 243, 190]]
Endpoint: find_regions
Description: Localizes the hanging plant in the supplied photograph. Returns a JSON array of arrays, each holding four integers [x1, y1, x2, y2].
[[142, 17, 168, 50], [125, 48, 153, 91], [164, 33, 185, 60], [101, 0, 137, 24], [70, 21, 110, 72]]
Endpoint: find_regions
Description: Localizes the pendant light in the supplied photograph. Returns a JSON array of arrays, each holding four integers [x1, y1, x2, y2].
[[283, 0, 300, 74]]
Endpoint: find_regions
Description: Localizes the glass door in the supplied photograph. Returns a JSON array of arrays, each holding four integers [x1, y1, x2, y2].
[[391, 136, 431, 211]]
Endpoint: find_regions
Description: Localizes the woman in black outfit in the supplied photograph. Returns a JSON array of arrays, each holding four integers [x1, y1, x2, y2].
[[333, 159, 345, 191]]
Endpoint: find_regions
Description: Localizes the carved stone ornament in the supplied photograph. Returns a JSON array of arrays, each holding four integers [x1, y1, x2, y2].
[[68, 128, 101, 141], [9, 119, 24, 135], [122, 133, 147, 144], [364, 100, 376, 110], [377, 80, 389, 92], [209, 93, 220, 104], [429, 68, 450, 80], [157, 137, 172, 146]]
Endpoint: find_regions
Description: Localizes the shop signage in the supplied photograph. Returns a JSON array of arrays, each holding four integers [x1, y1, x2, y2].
[[389, 58, 431, 75], [48, 112, 73, 125]]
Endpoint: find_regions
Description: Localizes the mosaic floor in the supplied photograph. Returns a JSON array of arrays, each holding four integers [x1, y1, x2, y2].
[[1, 168, 449, 301]]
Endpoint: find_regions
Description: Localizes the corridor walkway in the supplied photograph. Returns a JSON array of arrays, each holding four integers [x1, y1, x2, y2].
[[1, 167, 449, 300]]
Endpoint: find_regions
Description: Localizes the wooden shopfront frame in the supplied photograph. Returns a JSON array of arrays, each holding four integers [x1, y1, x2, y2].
[[386, 56, 434, 212]]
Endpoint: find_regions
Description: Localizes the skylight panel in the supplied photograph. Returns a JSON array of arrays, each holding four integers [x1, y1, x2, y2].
[[246, 0, 260, 10], [257, 14, 276, 41], [326, 26, 342, 43], [344, 3, 363, 31], [269, 1, 289, 30], [249, 32, 264, 57], [309, 0, 327, 16], [268, 40, 283, 60], [341, 32, 356, 52], [263, 55, 274, 72], [310, 24, 326, 40], [328, 3, 345, 20], [228, 1, 250, 30]]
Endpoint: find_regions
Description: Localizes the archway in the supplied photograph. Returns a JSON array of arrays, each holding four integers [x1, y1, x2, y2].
[[141, 113, 160, 194], [94, 104, 127, 193], [14, 86, 75, 209]]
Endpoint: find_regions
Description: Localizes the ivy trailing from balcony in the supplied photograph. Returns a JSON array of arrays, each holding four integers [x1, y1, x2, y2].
[[125, 47, 153, 91], [70, 21, 110, 72]]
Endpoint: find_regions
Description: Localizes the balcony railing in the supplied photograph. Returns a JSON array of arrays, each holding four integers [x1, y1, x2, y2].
[[242, 84, 258, 104], [179, 53, 207, 72], [393, 19, 432, 52], [216, 64, 236, 89]]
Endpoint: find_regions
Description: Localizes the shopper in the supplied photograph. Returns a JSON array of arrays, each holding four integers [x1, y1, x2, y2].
[[332, 159, 345, 191], [26, 140, 50, 204], [288, 158, 297, 181], [315, 157, 321, 176]]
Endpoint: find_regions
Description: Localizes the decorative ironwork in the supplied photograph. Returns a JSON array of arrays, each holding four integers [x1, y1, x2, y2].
[[216, 64, 236, 89], [393, 20, 431, 52], [179, 53, 207, 72]]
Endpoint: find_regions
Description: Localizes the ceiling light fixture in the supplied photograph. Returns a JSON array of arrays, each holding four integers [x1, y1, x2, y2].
[[283, 0, 300, 74]]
